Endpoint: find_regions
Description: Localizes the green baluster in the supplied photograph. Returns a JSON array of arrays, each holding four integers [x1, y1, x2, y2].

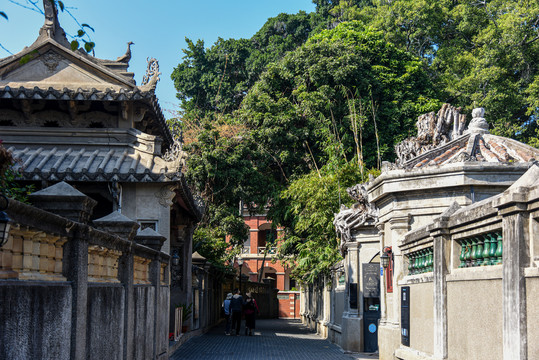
[[464, 239, 472, 267], [488, 233, 497, 265], [408, 254, 413, 275], [429, 248, 434, 272], [476, 236, 484, 266], [413, 252, 419, 274], [421, 250, 427, 273], [495, 232, 503, 265], [471, 238, 478, 267], [459, 241, 466, 268], [417, 250, 425, 274], [482, 234, 490, 266]]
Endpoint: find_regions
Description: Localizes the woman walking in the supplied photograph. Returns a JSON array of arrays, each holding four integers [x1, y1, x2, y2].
[[244, 292, 259, 336]]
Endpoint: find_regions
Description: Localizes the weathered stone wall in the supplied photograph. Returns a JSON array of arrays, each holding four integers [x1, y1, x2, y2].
[[133, 286, 156, 360], [0, 281, 72, 360], [447, 279, 502, 360], [87, 284, 125, 360], [0, 197, 171, 360]]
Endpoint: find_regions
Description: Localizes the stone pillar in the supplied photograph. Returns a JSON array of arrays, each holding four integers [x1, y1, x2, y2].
[[149, 256, 163, 359], [341, 241, 363, 352], [118, 251, 134, 360], [388, 216, 409, 326], [430, 225, 450, 360], [63, 225, 89, 360], [494, 194, 529, 360]]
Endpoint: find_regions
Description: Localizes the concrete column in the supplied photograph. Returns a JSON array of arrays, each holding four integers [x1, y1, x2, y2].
[[345, 241, 360, 316], [118, 251, 134, 360], [389, 215, 409, 325], [63, 225, 89, 360], [430, 229, 449, 360], [149, 257, 161, 359], [501, 211, 528, 360]]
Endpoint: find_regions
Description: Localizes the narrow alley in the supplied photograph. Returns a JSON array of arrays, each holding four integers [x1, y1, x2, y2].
[[170, 319, 379, 360]]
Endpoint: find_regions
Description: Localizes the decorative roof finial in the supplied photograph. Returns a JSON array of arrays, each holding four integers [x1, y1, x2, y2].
[[38, 0, 70, 47], [116, 42, 134, 64], [140, 58, 161, 92], [467, 107, 489, 134]]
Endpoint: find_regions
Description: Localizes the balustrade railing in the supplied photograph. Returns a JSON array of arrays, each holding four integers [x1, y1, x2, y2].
[[407, 247, 433, 275], [258, 247, 277, 255], [458, 231, 502, 268]]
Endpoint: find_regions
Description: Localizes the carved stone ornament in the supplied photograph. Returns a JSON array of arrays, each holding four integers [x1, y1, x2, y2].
[[395, 104, 467, 166], [41, 51, 62, 72], [466, 107, 489, 134], [334, 184, 378, 256], [155, 184, 178, 208], [140, 58, 161, 91]]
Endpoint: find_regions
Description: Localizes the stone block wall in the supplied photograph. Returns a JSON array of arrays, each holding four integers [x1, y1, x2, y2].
[[0, 198, 170, 360]]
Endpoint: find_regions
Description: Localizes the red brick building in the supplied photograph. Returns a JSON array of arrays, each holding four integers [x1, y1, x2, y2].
[[233, 207, 300, 318]]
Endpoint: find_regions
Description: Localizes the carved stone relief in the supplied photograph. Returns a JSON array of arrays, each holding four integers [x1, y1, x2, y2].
[[41, 51, 62, 72], [155, 184, 179, 208]]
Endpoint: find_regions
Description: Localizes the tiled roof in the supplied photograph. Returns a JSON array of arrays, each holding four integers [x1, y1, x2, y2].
[[0, 85, 151, 101], [401, 132, 539, 169], [0, 85, 173, 151], [7, 144, 183, 183]]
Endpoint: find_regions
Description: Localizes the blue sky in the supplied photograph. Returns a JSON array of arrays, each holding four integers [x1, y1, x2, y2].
[[0, 0, 316, 114]]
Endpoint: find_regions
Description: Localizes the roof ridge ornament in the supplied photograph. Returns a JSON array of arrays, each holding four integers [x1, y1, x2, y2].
[[466, 107, 489, 134], [38, 0, 70, 48], [116, 41, 134, 64], [140, 57, 160, 92]]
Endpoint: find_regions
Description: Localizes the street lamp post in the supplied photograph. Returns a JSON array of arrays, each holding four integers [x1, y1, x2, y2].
[[237, 257, 244, 294]]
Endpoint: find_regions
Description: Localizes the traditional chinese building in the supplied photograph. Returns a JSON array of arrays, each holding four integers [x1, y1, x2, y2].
[[367, 105, 539, 360], [0, 0, 202, 349]]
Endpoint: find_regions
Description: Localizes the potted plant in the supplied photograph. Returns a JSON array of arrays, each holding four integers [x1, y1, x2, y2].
[[176, 303, 192, 333]]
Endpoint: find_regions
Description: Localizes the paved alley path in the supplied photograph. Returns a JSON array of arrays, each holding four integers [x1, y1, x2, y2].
[[170, 319, 378, 360]]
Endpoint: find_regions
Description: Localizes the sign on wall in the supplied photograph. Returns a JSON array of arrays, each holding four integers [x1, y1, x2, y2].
[[362, 263, 380, 298]]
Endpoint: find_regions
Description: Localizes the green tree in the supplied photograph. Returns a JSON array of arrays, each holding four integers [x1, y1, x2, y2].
[[239, 22, 440, 180]]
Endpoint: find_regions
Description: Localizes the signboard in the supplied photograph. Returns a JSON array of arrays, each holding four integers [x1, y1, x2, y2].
[[401, 286, 410, 347], [277, 294, 289, 300], [363, 263, 380, 298]]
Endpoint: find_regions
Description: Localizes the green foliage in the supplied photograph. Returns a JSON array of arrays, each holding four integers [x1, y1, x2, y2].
[[240, 22, 440, 176], [272, 161, 378, 283], [174, 0, 539, 284], [171, 11, 320, 118], [175, 302, 193, 321], [0, 142, 34, 202], [356, 0, 539, 143]]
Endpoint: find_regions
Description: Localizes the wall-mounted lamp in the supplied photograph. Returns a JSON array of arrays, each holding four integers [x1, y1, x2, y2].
[[381, 246, 393, 268], [171, 250, 180, 266], [0, 195, 11, 247]]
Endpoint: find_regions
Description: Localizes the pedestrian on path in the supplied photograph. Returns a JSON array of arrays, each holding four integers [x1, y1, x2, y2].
[[222, 292, 233, 335], [230, 288, 243, 336], [244, 292, 259, 336]]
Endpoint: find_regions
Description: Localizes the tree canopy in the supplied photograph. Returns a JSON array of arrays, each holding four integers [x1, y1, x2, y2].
[[171, 0, 539, 282]]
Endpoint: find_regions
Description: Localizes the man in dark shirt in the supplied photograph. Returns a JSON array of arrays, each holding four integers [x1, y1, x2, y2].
[[229, 288, 244, 336]]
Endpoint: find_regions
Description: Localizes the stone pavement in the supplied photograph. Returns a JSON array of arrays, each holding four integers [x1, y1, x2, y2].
[[170, 319, 379, 360]]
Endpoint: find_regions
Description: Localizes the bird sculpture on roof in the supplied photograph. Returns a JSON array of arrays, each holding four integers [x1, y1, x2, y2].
[[116, 41, 134, 64]]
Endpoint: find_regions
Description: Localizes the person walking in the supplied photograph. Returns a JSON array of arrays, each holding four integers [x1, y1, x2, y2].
[[244, 292, 259, 336], [230, 288, 243, 336], [222, 293, 233, 335]]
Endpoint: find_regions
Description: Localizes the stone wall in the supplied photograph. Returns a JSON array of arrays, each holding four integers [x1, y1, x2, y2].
[[0, 196, 170, 360]]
